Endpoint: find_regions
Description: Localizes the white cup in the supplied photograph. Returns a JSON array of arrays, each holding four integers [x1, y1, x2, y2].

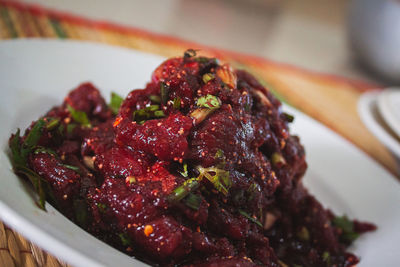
[[349, 0, 400, 83]]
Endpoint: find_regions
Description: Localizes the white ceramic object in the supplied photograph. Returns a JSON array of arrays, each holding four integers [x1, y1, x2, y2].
[[0, 39, 399, 267], [377, 88, 400, 139], [359, 91, 400, 158], [349, 0, 400, 83]]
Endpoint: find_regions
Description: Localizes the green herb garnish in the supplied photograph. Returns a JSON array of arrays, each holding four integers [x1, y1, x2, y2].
[[160, 82, 169, 105], [179, 162, 188, 178], [194, 57, 219, 64], [62, 164, 80, 172], [214, 149, 224, 160], [109, 92, 124, 115], [66, 123, 77, 134], [271, 152, 286, 167], [184, 193, 202, 210], [247, 182, 260, 201], [67, 105, 91, 128], [283, 112, 294, 123], [9, 120, 51, 210], [322, 251, 331, 266], [154, 110, 165, 117], [332, 215, 360, 243], [133, 105, 165, 123], [118, 233, 133, 246], [168, 178, 200, 203], [184, 49, 197, 59], [97, 203, 108, 213], [202, 73, 215, 84], [11, 119, 45, 166], [34, 147, 57, 157], [73, 198, 88, 227], [296, 226, 310, 241], [45, 118, 60, 131], [149, 95, 161, 104], [173, 97, 181, 110], [14, 164, 47, 209], [196, 94, 221, 110], [239, 209, 263, 228], [197, 166, 231, 196]]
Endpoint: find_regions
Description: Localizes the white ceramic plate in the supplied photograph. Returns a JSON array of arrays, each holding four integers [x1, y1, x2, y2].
[[359, 91, 400, 158], [377, 88, 400, 139], [0, 39, 399, 267]]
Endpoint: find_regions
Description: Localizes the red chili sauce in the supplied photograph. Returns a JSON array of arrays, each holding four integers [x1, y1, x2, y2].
[[9, 50, 375, 267]]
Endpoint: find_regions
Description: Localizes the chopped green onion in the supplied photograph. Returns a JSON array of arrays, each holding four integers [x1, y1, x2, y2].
[[247, 182, 260, 201], [133, 105, 165, 123], [244, 102, 251, 112], [184, 193, 202, 210], [73, 198, 88, 227], [63, 164, 80, 172], [332, 215, 353, 233], [194, 57, 219, 64], [154, 110, 165, 118], [149, 95, 161, 103], [196, 94, 221, 110], [118, 233, 133, 246], [173, 97, 181, 110], [66, 123, 77, 134], [271, 152, 286, 167], [184, 49, 197, 58], [67, 105, 91, 128], [322, 251, 331, 265], [97, 203, 108, 213], [239, 209, 263, 228], [109, 92, 124, 115], [179, 163, 189, 177], [197, 166, 231, 196], [214, 149, 224, 160], [332, 215, 360, 243], [45, 118, 60, 131], [283, 112, 294, 123], [160, 82, 169, 105], [202, 73, 215, 84], [34, 147, 57, 157], [148, 105, 160, 111], [168, 178, 200, 203], [296, 226, 310, 241]]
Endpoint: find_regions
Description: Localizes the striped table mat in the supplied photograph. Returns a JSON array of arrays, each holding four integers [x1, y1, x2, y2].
[[0, 1, 398, 267]]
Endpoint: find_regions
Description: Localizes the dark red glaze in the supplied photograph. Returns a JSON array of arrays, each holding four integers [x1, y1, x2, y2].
[[10, 52, 375, 267]]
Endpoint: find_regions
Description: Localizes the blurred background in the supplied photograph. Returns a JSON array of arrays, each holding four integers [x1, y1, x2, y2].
[[16, 0, 397, 84]]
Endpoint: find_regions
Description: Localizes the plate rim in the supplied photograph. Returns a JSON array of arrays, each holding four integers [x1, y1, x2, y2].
[[377, 87, 400, 139], [358, 91, 400, 157]]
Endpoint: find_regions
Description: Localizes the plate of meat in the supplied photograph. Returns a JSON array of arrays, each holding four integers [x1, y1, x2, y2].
[[0, 39, 399, 267]]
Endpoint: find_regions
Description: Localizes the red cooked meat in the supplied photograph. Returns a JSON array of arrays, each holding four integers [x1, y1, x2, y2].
[[9, 50, 375, 267]]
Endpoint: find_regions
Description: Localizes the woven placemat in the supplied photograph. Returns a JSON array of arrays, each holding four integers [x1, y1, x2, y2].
[[0, 1, 398, 266], [0, 221, 69, 267]]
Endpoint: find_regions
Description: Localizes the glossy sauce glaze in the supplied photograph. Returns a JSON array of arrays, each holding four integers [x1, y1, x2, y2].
[[9, 51, 375, 267]]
